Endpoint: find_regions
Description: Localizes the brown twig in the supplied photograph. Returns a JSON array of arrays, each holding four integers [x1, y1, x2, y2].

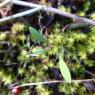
[[0, 0, 11, 8], [12, 0, 95, 26], [13, 78, 95, 88]]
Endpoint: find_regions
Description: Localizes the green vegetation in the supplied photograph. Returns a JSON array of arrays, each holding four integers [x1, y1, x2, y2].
[[0, 22, 95, 94], [0, 0, 95, 94]]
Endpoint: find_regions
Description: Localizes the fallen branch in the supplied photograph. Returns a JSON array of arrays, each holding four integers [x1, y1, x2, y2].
[[0, 0, 11, 8], [66, 23, 89, 30], [12, 0, 95, 26], [13, 78, 95, 88], [0, 6, 44, 22], [0, 0, 95, 26]]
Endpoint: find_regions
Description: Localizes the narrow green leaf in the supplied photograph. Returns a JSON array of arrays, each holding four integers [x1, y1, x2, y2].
[[32, 47, 46, 54], [29, 27, 46, 43], [59, 54, 71, 83]]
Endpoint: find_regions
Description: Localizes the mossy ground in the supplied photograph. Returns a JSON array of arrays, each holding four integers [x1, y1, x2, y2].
[[0, 0, 95, 95]]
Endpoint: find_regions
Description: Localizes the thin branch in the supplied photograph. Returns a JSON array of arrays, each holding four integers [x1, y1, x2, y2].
[[12, 0, 41, 8], [0, 41, 9, 44], [66, 22, 89, 30], [85, 70, 95, 77], [62, 22, 89, 32], [45, 7, 95, 26], [0, 0, 11, 8], [13, 79, 95, 88], [12, 0, 95, 26], [0, 6, 44, 22]]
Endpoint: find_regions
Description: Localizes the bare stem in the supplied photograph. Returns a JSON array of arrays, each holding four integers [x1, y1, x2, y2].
[[0, 0, 11, 8], [0, 6, 44, 22], [13, 78, 95, 88], [0, 0, 95, 26], [12, 0, 95, 26]]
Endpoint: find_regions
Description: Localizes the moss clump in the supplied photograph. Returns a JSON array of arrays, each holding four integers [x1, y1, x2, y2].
[[11, 22, 28, 34]]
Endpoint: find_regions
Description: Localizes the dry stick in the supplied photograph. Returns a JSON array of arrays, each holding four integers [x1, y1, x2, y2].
[[0, 6, 44, 22], [0, 0, 11, 8], [12, 0, 95, 26], [14, 78, 95, 88], [66, 22, 89, 30], [45, 7, 95, 26], [12, 0, 41, 8]]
